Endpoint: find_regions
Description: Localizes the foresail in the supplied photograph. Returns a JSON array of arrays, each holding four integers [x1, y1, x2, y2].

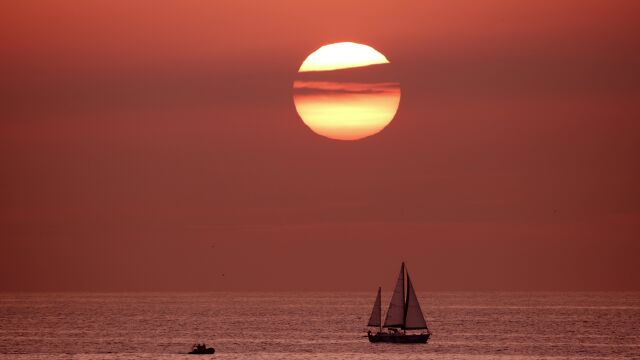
[[383, 262, 405, 328], [404, 273, 428, 330], [367, 287, 382, 327]]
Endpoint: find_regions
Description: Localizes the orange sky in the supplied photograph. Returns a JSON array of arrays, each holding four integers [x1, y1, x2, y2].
[[1, 1, 639, 291]]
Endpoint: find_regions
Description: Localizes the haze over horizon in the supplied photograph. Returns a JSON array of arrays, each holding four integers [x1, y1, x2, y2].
[[1, 0, 639, 292]]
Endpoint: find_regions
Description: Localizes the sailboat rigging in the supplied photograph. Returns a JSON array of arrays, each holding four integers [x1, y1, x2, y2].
[[366, 262, 431, 343]]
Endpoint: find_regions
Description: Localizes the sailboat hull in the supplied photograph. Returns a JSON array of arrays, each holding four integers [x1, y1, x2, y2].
[[368, 332, 430, 344]]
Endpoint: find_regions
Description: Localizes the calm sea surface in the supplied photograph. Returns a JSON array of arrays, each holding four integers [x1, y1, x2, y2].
[[0, 292, 638, 359]]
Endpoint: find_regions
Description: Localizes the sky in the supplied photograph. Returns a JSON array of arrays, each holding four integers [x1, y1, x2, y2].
[[1, 0, 639, 291]]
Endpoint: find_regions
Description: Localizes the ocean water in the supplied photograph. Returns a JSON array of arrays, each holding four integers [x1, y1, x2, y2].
[[0, 292, 638, 359]]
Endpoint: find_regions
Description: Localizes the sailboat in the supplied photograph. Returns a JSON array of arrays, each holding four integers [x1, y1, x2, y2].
[[366, 262, 431, 343]]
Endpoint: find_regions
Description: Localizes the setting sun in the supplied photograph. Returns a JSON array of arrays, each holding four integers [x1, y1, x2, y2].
[[294, 42, 400, 141]]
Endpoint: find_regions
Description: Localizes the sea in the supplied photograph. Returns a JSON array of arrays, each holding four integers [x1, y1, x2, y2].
[[0, 292, 638, 359]]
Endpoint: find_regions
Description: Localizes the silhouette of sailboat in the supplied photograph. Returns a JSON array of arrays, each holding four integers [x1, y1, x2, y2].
[[367, 262, 431, 343]]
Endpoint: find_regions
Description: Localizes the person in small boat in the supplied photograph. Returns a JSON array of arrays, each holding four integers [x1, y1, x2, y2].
[[191, 343, 207, 352]]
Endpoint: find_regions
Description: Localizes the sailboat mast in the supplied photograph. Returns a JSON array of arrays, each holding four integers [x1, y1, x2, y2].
[[403, 262, 407, 334], [403, 266, 408, 334]]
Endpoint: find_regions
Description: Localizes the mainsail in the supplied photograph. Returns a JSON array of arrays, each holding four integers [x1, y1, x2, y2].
[[403, 273, 428, 330], [383, 263, 405, 328], [367, 287, 382, 328]]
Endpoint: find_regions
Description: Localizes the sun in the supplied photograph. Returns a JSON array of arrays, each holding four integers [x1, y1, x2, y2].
[[293, 42, 400, 141]]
